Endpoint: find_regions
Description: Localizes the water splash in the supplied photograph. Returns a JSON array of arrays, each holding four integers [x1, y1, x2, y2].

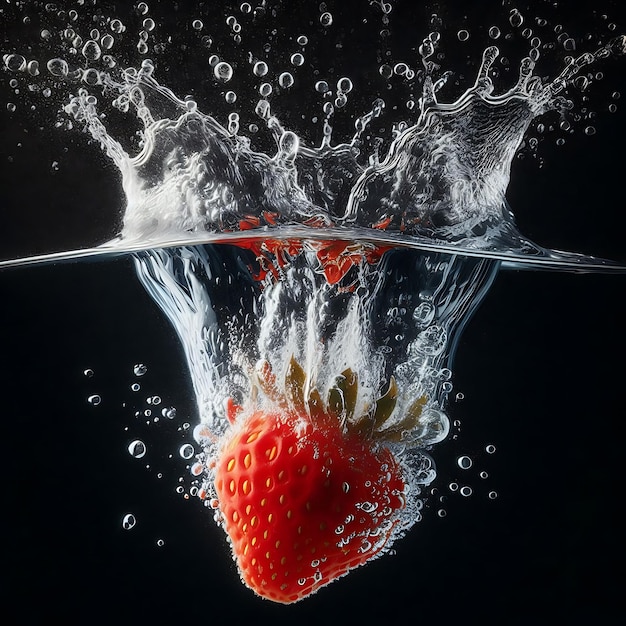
[[1, 2, 625, 270]]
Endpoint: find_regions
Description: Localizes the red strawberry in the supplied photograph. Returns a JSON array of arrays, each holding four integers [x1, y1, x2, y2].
[[214, 408, 406, 603]]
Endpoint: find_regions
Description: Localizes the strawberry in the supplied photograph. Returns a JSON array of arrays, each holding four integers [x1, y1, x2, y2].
[[213, 407, 406, 603]]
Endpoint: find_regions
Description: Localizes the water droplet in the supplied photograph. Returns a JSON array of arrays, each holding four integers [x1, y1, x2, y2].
[[460, 486, 473, 497], [457, 455, 473, 470], [6, 102, 16, 113], [87, 394, 101, 406], [437, 509, 447, 518], [259, 82, 272, 97], [128, 440, 147, 458], [122, 513, 136, 530], [480, 471, 489, 479], [457, 29, 470, 42], [584, 125, 596, 136], [297, 35, 308, 46], [131, 383, 141, 392], [455, 392, 465, 401], [83, 368, 94, 378], [179, 444, 195, 459], [448, 482, 459, 492], [110, 19, 124, 34], [143, 18, 155, 32], [133, 363, 148, 376], [320, 12, 333, 27], [214, 61, 233, 82], [488, 26, 501, 40], [485, 444, 496, 454], [162, 406, 177, 419], [240, 2, 252, 13], [156, 539, 165, 547], [488, 491, 498, 499]]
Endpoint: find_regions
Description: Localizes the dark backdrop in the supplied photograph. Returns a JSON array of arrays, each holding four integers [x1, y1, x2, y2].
[[1, 1, 625, 624]]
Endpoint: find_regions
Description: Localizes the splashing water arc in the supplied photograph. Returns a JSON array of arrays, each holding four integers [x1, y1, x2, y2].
[[1, 0, 625, 604]]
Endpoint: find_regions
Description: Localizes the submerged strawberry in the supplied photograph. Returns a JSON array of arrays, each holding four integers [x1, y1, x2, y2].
[[214, 408, 406, 603]]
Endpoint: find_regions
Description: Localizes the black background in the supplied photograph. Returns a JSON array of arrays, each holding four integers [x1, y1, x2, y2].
[[1, 1, 625, 624]]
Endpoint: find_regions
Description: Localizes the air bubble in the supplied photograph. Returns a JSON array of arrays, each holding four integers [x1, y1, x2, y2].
[[379, 64, 393, 79], [45, 57, 69, 77], [110, 19, 124, 34], [485, 444, 496, 454], [143, 18, 155, 32], [488, 491, 498, 499], [337, 77, 353, 93], [437, 509, 447, 518], [457, 29, 470, 42], [320, 12, 333, 27], [393, 63, 409, 76], [460, 486, 473, 497], [6, 103, 16, 113], [279, 72, 294, 89], [128, 440, 147, 458], [87, 394, 101, 406], [180, 444, 195, 459], [122, 514, 136, 530], [509, 9, 524, 27], [192, 19, 203, 31], [584, 125, 596, 136], [131, 383, 141, 392], [101, 34, 114, 50], [315, 80, 329, 93], [259, 82, 272, 97], [240, 2, 252, 13], [156, 539, 165, 547], [253, 61, 268, 77], [214, 62, 234, 82], [335, 93, 347, 108], [297, 35, 308, 46], [563, 37, 576, 52], [27, 60, 40, 76], [225, 90, 237, 103], [290, 53, 304, 67], [83, 368, 94, 378]]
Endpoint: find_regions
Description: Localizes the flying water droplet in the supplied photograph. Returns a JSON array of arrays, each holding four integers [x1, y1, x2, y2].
[[128, 440, 147, 458], [122, 513, 136, 530]]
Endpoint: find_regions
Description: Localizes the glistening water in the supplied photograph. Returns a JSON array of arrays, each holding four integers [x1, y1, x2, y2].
[[1, 0, 625, 620]]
